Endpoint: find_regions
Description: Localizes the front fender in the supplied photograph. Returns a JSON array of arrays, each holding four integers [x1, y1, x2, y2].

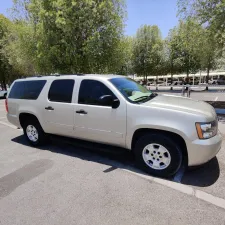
[[126, 123, 189, 150], [125, 104, 199, 149]]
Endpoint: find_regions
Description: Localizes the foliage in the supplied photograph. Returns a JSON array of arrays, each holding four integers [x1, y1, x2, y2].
[[178, 0, 225, 46], [198, 28, 219, 81], [16, 0, 126, 74], [165, 19, 202, 81], [0, 0, 224, 85], [116, 36, 134, 75], [0, 14, 13, 88], [132, 25, 164, 80]]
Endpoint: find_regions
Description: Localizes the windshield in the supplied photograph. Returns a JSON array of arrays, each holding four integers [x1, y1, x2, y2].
[[110, 77, 154, 103]]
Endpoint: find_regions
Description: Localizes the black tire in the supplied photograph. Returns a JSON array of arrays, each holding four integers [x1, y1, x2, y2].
[[133, 133, 182, 178], [23, 119, 47, 146], [4, 93, 7, 99]]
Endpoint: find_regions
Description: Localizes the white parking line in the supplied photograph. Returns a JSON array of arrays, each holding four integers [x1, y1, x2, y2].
[[215, 96, 218, 101], [124, 169, 225, 210], [0, 121, 20, 130]]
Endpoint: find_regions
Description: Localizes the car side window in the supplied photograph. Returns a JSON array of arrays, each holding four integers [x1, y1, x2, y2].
[[48, 79, 75, 103], [8, 80, 46, 100], [78, 80, 115, 106]]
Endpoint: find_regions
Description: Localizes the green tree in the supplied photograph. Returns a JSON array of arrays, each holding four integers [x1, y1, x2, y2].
[[197, 28, 219, 86], [0, 14, 13, 88], [12, 0, 126, 74], [4, 21, 36, 78], [132, 25, 163, 82], [178, 0, 225, 46], [166, 19, 202, 82], [164, 29, 184, 83], [116, 36, 134, 75]]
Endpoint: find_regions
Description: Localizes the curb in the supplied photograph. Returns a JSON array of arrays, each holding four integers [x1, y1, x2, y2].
[[154, 89, 225, 93]]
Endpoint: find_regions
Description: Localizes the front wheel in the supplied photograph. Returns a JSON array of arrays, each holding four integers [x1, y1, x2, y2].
[[134, 133, 182, 178], [23, 119, 47, 146]]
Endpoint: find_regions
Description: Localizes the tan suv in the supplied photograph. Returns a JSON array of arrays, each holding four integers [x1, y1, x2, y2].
[[6, 74, 222, 177]]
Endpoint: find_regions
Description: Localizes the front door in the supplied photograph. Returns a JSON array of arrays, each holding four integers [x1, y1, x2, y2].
[[43, 79, 75, 137], [74, 79, 127, 147]]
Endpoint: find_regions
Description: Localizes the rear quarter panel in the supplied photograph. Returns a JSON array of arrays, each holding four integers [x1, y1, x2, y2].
[[7, 80, 49, 130]]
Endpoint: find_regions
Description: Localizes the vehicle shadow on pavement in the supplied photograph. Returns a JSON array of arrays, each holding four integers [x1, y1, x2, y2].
[[12, 135, 220, 187], [11, 135, 137, 172], [181, 157, 220, 187]]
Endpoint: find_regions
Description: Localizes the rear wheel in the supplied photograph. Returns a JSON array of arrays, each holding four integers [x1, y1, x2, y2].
[[23, 119, 47, 146], [134, 133, 182, 177]]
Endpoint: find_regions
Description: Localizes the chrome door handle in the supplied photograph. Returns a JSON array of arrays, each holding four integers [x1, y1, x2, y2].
[[45, 106, 54, 111], [76, 110, 87, 114]]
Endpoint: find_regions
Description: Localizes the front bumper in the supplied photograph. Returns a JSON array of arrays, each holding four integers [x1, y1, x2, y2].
[[187, 132, 222, 166]]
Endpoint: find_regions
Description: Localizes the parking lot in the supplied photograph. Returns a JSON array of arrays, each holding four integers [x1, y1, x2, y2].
[[154, 90, 225, 102], [0, 98, 225, 225]]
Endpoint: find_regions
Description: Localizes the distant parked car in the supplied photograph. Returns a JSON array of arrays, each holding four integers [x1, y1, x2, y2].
[[208, 80, 218, 85], [199, 82, 207, 85], [171, 81, 183, 86], [217, 79, 225, 85], [157, 81, 166, 86], [0, 89, 7, 99]]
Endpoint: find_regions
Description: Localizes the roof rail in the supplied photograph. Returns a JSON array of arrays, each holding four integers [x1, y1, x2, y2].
[[54, 74, 84, 77]]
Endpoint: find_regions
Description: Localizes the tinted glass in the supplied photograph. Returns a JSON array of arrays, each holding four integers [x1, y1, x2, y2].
[[78, 80, 115, 106], [110, 77, 152, 103], [48, 79, 74, 103], [8, 80, 46, 100]]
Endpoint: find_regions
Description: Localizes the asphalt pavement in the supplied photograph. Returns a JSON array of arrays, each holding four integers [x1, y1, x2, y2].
[[155, 91, 225, 102], [0, 99, 225, 225]]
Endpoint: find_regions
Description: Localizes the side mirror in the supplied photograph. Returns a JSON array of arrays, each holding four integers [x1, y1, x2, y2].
[[112, 99, 120, 109], [99, 95, 120, 108]]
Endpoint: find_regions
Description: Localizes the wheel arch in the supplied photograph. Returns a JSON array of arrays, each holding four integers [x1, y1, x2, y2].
[[19, 113, 40, 128], [131, 128, 188, 165]]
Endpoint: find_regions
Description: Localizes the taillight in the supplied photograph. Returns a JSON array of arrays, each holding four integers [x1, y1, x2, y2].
[[5, 99, 8, 112]]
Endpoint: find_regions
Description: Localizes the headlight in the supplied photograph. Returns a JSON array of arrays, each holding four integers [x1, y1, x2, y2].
[[196, 121, 218, 139]]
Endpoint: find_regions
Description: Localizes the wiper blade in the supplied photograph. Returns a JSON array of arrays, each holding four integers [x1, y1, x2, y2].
[[134, 93, 158, 102], [150, 93, 158, 97], [133, 95, 150, 101]]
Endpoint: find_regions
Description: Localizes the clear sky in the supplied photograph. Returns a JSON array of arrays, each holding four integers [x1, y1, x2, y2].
[[0, 0, 179, 38], [125, 0, 179, 37], [0, 0, 13, 17]]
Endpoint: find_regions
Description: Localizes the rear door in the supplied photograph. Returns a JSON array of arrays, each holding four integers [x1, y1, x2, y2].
[[43, 79, 75, 137], [73, 79, 127, 147]]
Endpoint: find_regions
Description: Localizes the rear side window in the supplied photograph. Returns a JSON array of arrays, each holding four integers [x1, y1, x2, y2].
[[48, 79, 75, 103], [8, 80, 46, 100]]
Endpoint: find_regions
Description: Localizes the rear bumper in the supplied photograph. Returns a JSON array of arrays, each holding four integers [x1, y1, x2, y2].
[[187, 132, 222, 166], [7, 113, 21, 128]]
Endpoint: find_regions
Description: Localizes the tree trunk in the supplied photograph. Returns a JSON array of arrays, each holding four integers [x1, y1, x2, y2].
[[170, 60, 174, 84], [206, 67, 210, 84], [186, 54, 190, 84], [156, 75, 158, 90], [199, 70, 202, 83], [206, 66, 210, 91], [170, 74, 173, 90], [1, 75, 7, 90], [186, 67, 189, 84]]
